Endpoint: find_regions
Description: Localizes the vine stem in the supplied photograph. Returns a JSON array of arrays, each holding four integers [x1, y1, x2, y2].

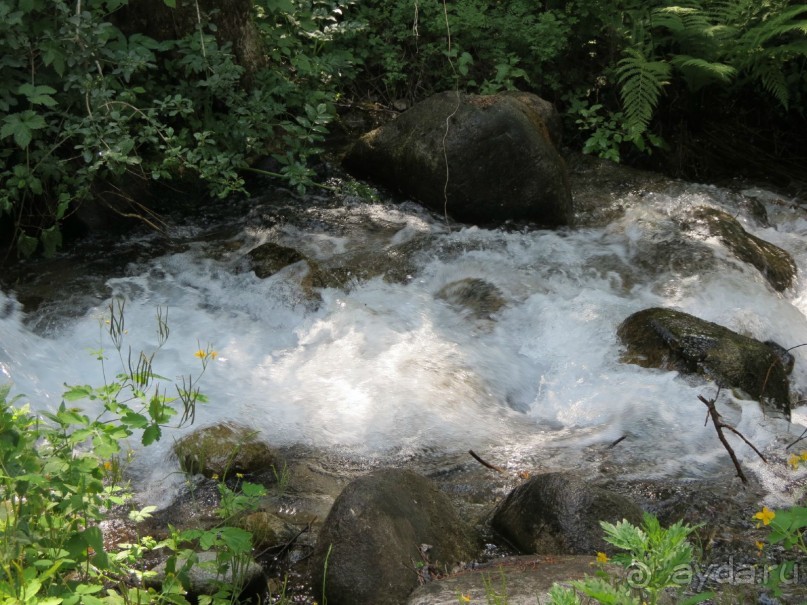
[[441, 0, 458, 231]]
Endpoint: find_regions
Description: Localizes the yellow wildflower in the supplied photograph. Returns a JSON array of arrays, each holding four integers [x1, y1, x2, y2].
[[801, 451, 807, 461], [102, 460, 113, 471], [194, 349, 206, 359], [596, 552, 609, 564], [211, 473, 219, 481], [753, 506, 776, 527], [459, 595, 471, 603], [789, 453, 801, 470], [756, 541, 765, 551], [210, 350, 218, 360]]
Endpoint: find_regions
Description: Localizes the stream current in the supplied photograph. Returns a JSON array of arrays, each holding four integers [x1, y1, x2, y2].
[[2, 159, 807, 507]]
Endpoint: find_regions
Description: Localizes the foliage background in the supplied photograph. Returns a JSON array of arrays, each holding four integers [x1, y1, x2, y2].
[[1, 0, 805, 258]]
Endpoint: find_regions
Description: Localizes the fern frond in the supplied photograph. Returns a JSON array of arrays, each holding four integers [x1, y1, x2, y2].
[[703, 0, 747, 27], [744, 4, 807, 47], [670, 54, 737, 88], [651, 8, 688, 37], [616, 48, 671, 136], [757, 64, 790, 109]]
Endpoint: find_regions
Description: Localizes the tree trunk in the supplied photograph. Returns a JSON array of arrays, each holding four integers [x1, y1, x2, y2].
[[113, 0, 266, 84]]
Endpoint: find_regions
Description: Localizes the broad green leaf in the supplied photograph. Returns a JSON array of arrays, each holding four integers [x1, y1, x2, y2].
[[40, 225, 62, 257], [142, 423, 161, 446], [63, 385, 94, 401], [17, 83, 58, 107], [1, 110, 46, 148], [16, 232, 38, 257], [219, 526, 252, 553]]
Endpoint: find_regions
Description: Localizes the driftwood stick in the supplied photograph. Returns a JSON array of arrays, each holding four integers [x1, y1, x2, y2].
[[699, 390, 768, 483], [468, 450, 506, 474], [698, 394, 748, 484], [607, 435, 627, 449], [788, 426, 807, 450], [721, 424, 768, 463]]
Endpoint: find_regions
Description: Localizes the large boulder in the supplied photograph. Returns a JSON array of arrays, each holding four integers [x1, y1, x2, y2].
[[312, 468, 478, 605], [684, 207, 796, 291], [617, 307, 792, 418], [343, 91, 573, 227], [490, 473, 643, 556]]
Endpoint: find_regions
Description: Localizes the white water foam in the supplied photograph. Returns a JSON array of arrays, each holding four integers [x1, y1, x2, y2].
[[1, 187, 806, 504]]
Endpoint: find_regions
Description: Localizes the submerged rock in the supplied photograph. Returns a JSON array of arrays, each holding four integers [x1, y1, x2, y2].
[[436, 278, 506, 319], [246, 242, 307, 279], [617, 307, 791, 417], [490, 473, 643, 556], [684, 207, 796, 291], [312, 468, 478, 605], [174, 422, 283, 479], [238, 511, 299, 551], [343, 91, 573, 227]]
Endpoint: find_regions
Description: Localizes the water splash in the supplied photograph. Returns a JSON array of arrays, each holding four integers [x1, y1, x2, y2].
[[1, 184, 806, 504]]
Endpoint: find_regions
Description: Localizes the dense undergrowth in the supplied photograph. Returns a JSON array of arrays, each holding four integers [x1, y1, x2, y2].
[[1, 0, 806, 258]]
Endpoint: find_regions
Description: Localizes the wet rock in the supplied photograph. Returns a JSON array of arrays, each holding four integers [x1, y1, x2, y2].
[[246, 242, 307, 279], [617, 307, 791, 418], [343, 91, 573, 227], [436, 278, 506, 319], [490, 473, 643, 556], [312, 468, 478, 605], [406, 555, 615, 605], [238, 511, 299, 551], [174, 422, 283, 479], [148, 550, 265, 601], [684, 207, 796, 291]]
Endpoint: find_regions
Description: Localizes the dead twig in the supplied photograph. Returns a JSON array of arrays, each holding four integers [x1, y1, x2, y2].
[[468, 450, 506, 474], [607, 435, 627, 449], [699, 389, 767, 484]]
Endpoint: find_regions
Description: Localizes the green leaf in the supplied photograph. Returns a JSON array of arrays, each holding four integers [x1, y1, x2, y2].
[[16, 232, 38, 257], [121, 411, 149, 428], [83, 526, 109, 569], [199, 531, 217, 550], [40, 225, 62, 257], [63, 385, 94, 401], [17, 83, 58, 107], [163, 0, 176, 6], [218, 526, 252, 553], [1, 110, 47, 148], [142, 424, 161, 446]]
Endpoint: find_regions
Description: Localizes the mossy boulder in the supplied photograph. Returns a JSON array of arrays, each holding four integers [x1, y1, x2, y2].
[[617, 307, 791, 418], [312, 468, 478, 605], [174, 423, 283, 479], [343, 91, 573, 227], [685, 207, 796, 291], [490, 473, 643, 556]]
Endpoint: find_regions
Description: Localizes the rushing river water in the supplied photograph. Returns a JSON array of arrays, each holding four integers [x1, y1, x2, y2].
[[2, 160, 807, 507]]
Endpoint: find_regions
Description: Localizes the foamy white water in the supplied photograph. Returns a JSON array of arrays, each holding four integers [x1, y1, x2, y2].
[[2, 180, 807, 504]]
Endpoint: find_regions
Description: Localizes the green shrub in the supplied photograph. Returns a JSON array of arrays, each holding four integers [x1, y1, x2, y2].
[[0, 301, 264, 604], [0, 0, 356, 258], [549, 512, 713, 605]]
